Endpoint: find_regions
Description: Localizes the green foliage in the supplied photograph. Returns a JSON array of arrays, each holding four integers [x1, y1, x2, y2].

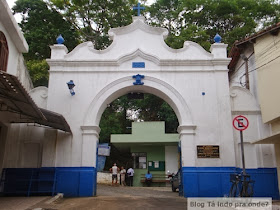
[[26, 60, 49, 87], [129, 94, 179, 133], [99, 94, 179, 144], [13, 0, 80, 87], [50, 0, 138, 49], [158, 101, 179, 133], [133, 94, 164, 121], [13, 0, 80, 60], [99, 96, 134, 143], [165, 24, 211, 50], [104, 144, 132, 171], [146, 0, 280, 50], [146, 0, 182, 34]]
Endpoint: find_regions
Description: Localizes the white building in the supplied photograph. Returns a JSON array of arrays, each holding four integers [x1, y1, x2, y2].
[[0, 8, 278, 198], [0, 0, 70, 196], [0, 0, 32, 176], [229, 23, 280, 198]]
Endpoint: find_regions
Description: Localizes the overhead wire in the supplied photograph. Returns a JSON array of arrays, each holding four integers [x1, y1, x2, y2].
[[238, 54, 280, 87], [254, 39, 280, 57]]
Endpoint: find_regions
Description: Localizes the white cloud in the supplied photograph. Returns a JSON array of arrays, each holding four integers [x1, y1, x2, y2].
[[6, 0, 16, 8], [5, 0, 157, 23], [146, 0, 156, 6]]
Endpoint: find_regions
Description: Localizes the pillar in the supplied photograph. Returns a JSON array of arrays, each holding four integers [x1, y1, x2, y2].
[[55, 125, 100, 197], [178, 125, 197, 167], [79, 125, 100, 196], [50, 44, 68, 59], [81, 126, 100, 167], [178, 125, 197, 197]]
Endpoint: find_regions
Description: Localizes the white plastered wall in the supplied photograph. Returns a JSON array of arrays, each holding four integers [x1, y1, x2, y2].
[[45, 17, 236, 169], [230, 86, 276, 168], [0, 3, 33, 175], [165, 146, 179, 174]]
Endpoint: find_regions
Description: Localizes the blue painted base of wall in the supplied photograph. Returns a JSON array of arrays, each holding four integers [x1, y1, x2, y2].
[[1, 167, 97, 197], [182, 167, 279, 199], [56, 167, 97, 197], [3, 166, 277, 198]]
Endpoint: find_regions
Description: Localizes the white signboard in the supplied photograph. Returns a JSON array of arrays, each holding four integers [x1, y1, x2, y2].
[[139, 157, 146, 163], [98, 145, 111, 156], [154, 161, 159, 168]]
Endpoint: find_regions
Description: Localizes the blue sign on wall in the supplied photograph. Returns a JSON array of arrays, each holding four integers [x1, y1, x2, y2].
[[132, 62, 145, 68]]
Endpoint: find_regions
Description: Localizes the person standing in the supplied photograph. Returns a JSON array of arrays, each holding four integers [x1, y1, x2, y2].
[[127, 167, 134, 186], [120, 166, 126, 186], [110, 163, 119, 186]]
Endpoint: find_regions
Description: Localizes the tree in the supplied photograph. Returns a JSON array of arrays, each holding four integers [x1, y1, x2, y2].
[[13, 0, 80, 87], [50, 0, 138, 50], [13, 0, 80, 60], [26, 60, 49, 87], [130, 94, 179, 133], [99, 93, 179, 144], [146, 0, 280, 50], [146, 0, 182, 34], [99, 97, 133, 143]]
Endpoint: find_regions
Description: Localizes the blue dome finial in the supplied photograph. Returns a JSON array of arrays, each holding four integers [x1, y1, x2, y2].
[[56, 34, 65, 44], [214, 34, 222, 43]]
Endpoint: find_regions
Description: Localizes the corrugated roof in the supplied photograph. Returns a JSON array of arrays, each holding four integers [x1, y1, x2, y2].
[[0, 71, 71, 133], [0, 71, 45, 120]]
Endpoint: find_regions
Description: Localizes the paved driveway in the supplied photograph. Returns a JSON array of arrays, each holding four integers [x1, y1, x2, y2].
[[29, 184, 187, 210], [2, 185, 280, 210], [97, 184, 180, 198], [0, 196, 50, 210]]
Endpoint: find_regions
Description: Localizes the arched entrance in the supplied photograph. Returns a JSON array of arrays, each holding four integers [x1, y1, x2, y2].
[[83, 76, 194, 126], [81, 76, 196, 195]]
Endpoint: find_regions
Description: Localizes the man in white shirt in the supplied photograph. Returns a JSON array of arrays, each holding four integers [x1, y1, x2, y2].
[[110, 163, 119, 186], [127, 167, 134, 186]]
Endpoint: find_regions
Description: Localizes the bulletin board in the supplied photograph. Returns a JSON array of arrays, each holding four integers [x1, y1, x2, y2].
[[148, 161, 165, 171]]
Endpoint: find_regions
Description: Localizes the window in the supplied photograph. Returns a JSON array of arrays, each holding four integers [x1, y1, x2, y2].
[[132, 152, 147, 169], [0, 32, 8, 72]]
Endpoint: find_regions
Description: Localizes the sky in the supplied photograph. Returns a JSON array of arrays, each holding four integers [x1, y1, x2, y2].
[[6, 0, 156, 8], [6, 0, 15, 8], [6, 0, 156, 22], [6, 0, 21, 22], [6, 0, 22, 10]]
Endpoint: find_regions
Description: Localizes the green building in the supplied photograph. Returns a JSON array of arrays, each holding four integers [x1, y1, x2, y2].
[[111, 121, 179, 186]]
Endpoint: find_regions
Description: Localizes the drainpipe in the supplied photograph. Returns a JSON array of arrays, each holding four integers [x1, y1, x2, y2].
[[241, 54, 250, 90]]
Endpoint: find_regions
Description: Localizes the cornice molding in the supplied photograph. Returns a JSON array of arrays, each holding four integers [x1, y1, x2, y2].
[[177, 125, 197, 137], [81, 125, 101, 138], [47, 58, 231, 69], [231, 110, 261, 115]]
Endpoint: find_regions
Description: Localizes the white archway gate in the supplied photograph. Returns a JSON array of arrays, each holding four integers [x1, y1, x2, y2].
[[46, 16, 236, 197], [81, 75, 196, 169]]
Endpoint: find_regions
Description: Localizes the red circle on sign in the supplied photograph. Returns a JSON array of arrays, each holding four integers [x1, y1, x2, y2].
[[233, 115, 249, 131]]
